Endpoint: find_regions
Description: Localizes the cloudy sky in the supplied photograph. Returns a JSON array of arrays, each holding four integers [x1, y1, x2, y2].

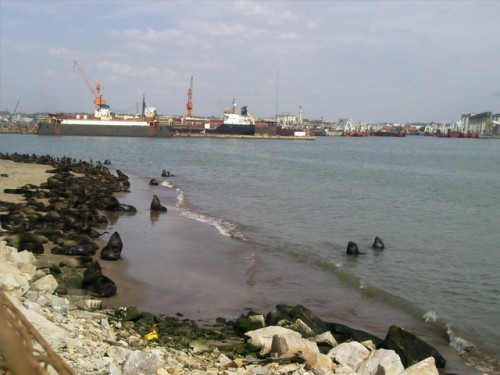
[[1, 0, 499, 123]]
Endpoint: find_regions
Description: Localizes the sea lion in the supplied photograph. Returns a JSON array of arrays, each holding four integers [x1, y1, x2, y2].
[[81, 260, 117, 297], [346, 241, 364, 255], [372, 236, 385, 249], [100, 232, 123, 261], [59, 256, 93, 268], [150, 194, 167, 212], [51, 243, 97, 256]]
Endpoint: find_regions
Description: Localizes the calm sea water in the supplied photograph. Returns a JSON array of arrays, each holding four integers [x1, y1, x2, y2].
[[1, 134, 499, 366]]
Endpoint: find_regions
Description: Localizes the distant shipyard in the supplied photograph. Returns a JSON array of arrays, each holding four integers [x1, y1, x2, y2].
[[1, 66, 500, 138]]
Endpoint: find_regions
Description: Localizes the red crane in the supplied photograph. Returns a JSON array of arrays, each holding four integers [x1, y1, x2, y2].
[[73, 60, 106, 109], [185, 75, 193, 117]]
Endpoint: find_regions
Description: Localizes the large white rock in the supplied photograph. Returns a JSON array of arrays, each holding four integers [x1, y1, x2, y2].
[[328, 341, 370, 372], [358, 348, 404, 375], [401, 357, 439, 375], [17, 303, 68, 349], [270, 333, 319, 357], [310, 331, 338, 348], [245, 326, 302, 355], [121, 349, 165, 375], [30, 274, 58, 294], [0, 261, 32, 297], [9, 249, 37, 265]]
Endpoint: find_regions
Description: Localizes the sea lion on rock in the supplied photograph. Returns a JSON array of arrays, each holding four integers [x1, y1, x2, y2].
[[100, 232, 123, 261], [346, 241, 364, 255], [81, 260, 117, 297], [372, 236, 385, 249], [150, 194, 167, 212]]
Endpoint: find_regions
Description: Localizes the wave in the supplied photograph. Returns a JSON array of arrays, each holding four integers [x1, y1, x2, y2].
[[175, 188, 245, 240]]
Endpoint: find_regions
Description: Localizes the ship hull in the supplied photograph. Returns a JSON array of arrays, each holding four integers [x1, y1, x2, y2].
[[371, 131, 406, 137], [37, 121, 173, 137], [207, 124, 256, 135]]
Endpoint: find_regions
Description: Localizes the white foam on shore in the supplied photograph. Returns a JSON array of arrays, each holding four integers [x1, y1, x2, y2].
[[160, 180, 173, 188], [175, 188, 245, 240], [423, 310, 438, 323], [446, 324, 476, 353]]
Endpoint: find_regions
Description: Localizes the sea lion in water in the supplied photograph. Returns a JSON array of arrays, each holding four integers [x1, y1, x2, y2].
[[346, 241, 364, 255], [150, 194, 167, 212], [372, 236, 385, 249]]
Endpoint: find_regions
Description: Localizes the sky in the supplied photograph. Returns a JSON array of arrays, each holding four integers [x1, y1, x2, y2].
[[1, 0, 499, 123]]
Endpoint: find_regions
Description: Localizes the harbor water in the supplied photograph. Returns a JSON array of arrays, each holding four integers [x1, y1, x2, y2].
[[1, 134, 499, 372]]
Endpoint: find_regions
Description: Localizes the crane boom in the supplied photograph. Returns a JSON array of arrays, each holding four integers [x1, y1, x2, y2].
[[73, 60, 106, 109], [185, 75, 193, 117]]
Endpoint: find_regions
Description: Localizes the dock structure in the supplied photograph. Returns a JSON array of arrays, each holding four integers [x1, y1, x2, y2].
[[173, 132, 315, 140]]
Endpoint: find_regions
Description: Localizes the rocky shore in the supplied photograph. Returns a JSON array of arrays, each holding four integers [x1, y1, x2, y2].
[[0, 153, 492, 375]]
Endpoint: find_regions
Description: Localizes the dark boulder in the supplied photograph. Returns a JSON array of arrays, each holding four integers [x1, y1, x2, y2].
[[149, 178, 160, 186], [346, 241, 363, 255], [150, 194, 167, 212], [380, 325, 446, 368], [265, 304, 329, 336], [81, 260, 117, 297], [327, 321, 383, 347], [100, 232, 123, 261], [372, 236, 385, 249]]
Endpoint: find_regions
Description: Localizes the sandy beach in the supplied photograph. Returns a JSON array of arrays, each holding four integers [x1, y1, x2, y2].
[[0, 159, 255, 319], [0, 160, 52, 203]]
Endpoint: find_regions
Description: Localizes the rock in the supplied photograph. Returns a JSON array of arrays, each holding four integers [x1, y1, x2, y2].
[[301, 348, 333, 371], [30, 274, 58, 294], [100, 232, 123, 261], [234, 313, 266, 336], [372, 236, 385, 249], [310, 331, 338, 350], [245, 326, 302, 355], [122, 349, 165, 375], [150, 194, 167, 212], [265, 304, 330, 336], [149, 178, 160, 185], [328, 341, 370, 372], [279, 318, 315, 338], [0, 261, 33, 297], [327, 321, 383, 346], [401, 356, 439, 375], [270, 332, 319, 357], [357, 348, 404, 375], [380, 325, 446, 368], [17, 303, 69, 349]]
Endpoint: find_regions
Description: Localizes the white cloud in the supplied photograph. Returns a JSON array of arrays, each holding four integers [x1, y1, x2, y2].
[[48, 47, 76, 59], [233, 0, 294, 23], [109, 28, 183, 42]]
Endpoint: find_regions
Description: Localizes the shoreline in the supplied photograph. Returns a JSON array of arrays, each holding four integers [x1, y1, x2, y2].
[[0, 155, 497, 374]]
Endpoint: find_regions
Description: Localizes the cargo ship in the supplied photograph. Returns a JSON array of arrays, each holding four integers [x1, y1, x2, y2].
[[37, 100, 172, 138], [371, 127, 406, 137], [37, 61, 172, 137], [206, 100, 256, 135]]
